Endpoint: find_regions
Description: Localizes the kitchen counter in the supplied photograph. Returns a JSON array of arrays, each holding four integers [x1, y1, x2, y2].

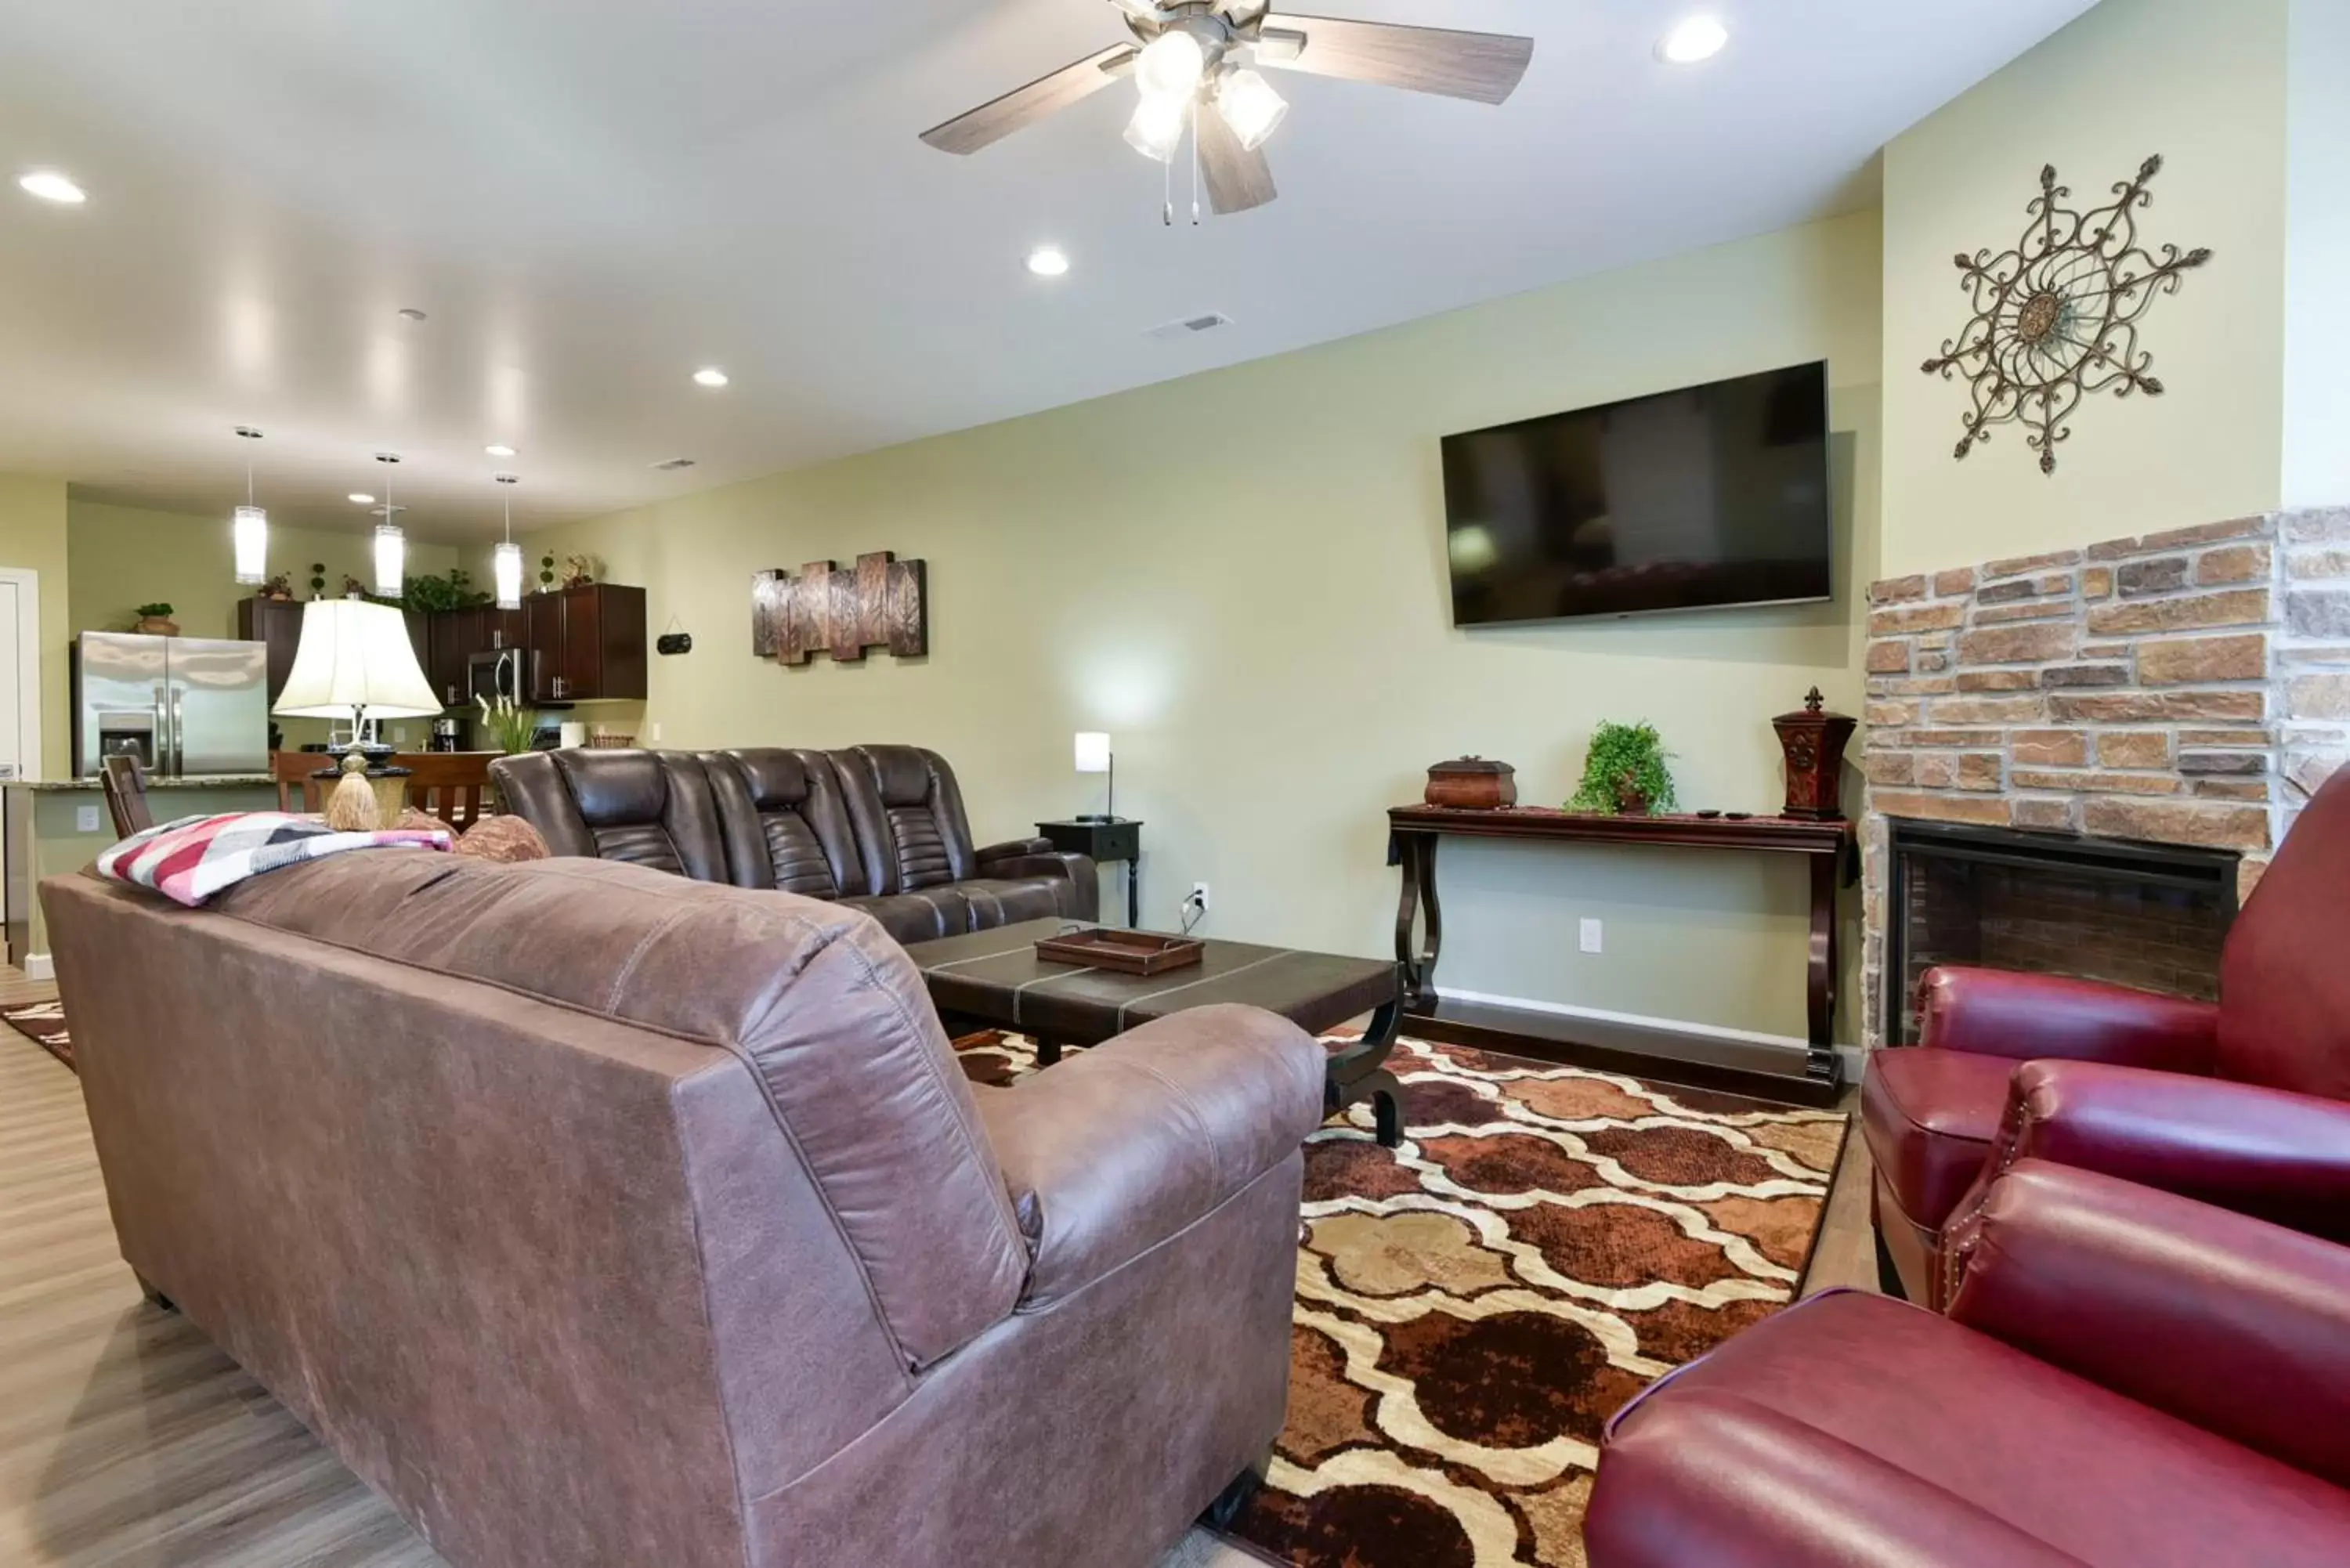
[[4, 776, 282, 976], [10, 773, 280, 792]]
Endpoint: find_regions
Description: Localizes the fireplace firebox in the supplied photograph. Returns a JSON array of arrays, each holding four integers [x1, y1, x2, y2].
[[1883, 818, 2240, 1046]]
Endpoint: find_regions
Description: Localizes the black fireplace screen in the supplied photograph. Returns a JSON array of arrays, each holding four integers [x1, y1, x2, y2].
[[1885, 818, 2239, 1046]]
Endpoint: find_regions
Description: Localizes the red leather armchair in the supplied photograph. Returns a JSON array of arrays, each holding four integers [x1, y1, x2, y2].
[[1584, 1162, 2350, 1567], [1863, 766, 2350, 1304]]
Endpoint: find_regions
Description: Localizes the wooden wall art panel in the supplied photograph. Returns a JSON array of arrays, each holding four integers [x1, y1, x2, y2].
[[752, 551, 927, 665]]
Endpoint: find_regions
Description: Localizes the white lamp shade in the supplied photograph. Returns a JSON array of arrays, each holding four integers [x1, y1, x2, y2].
[[1217, 69, 1289, 151], [1074, 732, 1112, 775], [1135, 30, 1205, 100], [274, 599, 443, 721], [1124, 93, 1187, 163], [232, 504, 268, 585], [493, 540, 524, 610], [373, 522, 406, 597]]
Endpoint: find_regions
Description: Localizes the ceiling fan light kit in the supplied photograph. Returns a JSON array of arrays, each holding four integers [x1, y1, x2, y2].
[[920, 1, 1533, 218]]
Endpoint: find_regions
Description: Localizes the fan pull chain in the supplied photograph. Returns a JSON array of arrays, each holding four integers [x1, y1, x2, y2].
[[1189, 95, 1202, 226], [1163, 131, 1173, 227]]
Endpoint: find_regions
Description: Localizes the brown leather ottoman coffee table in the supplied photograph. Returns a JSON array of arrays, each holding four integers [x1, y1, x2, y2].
[[906, 918, 1408, 1146]]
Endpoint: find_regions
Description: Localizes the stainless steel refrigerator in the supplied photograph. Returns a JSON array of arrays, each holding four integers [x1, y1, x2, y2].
[[72, 633, 270, 779]]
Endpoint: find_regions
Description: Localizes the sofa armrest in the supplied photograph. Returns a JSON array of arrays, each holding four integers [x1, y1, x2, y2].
[[977, 836, 1056, 865], [1947, 1160, 2350, 1490], [975, 1004, 1325, 1307], [1967, 1060, 2350, 1243], [1915, 965, 2220, 1071]]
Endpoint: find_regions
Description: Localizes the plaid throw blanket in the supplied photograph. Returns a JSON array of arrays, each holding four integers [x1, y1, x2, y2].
[[96, 812, 452, 908]]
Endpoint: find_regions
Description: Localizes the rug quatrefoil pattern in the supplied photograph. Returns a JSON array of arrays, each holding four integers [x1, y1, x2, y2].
[[954, 1031, 1847, 1568]]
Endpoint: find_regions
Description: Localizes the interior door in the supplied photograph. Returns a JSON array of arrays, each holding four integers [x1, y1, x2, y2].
[[0, 578, 26, 783]]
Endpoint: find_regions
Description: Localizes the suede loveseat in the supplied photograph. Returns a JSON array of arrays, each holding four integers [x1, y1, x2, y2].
[[491, 743, 1097, 943], [42, 851, 1324, 1568]]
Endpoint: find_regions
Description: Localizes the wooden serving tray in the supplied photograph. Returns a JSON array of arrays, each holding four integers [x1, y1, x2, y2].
[[1034, 927, 1206, 976]]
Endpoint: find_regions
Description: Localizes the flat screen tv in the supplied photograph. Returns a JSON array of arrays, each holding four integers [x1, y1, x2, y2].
[[1441, 360, 1832, 626]]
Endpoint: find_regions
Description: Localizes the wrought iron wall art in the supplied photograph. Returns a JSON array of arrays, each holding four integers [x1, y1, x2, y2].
[[751, 551, 927, 664], [1923, 155, 2211, 475]]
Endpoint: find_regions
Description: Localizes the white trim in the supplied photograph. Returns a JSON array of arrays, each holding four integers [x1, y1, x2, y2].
[[23, 953, 53, 982], [0, 568, 41, 782], [1434, 985, 1852, 1053]]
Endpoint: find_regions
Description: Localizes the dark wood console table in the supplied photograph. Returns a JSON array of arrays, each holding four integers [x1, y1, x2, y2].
[[1387, 806, 1858, 1093]]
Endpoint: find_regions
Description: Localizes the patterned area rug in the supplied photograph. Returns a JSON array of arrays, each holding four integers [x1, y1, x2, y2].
[[955, 1029, 1848, 1568], [1, 1000, 71, 1071]]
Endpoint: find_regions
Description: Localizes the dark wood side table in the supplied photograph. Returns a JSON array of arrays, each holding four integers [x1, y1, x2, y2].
[[1387, 805, 1858, 1094], [1036, 818, 1142, 927]]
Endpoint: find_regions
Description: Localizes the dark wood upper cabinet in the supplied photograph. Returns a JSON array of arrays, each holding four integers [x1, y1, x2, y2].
[[244, 585, 644, 711], [237, 596, 307, 706], [523, 584, 645, 703]]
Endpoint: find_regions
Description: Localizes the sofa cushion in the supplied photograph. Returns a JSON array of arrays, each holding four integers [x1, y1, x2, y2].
[[1863, 1046, 2012, 1230], [704, 749, 867, 898], [832, 746, 982, 895], [844, 889, 971, 945], [1589, 1291, 2350, 1568], [2218, 768, 2350, 1100], [956, 877, 1069, 931], [212, 852, 1029, 1369]]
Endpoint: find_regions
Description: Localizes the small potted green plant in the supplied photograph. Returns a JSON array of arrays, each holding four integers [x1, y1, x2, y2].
[[1569, 721, 1678, 817], [132, 602, 179, 635], [309, 562, 327, 598], [539, 553, 556, 593], [475, 693, 540, 755]]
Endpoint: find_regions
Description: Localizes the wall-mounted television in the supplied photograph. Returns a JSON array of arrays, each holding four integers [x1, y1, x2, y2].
[[1440, 360, 1832, 626]]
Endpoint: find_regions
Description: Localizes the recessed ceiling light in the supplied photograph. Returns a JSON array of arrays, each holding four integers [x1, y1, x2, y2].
[[1026, 246, 1071, 278], [1658, 16, 1729, 63], [692, 367, 729, 388], [485, 443, 517, 457], [17, 170, 86, 204], [349, 493, 376, 505]]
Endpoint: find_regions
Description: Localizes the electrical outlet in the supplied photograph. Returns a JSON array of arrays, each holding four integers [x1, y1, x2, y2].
[[76, 804, 102, 834], [1188, 882, 1210, 915], [1579, 918, 1604, 955]]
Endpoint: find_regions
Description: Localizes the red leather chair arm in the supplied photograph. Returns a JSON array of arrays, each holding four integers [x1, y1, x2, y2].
[[974, 1005, 1325, 1307], [1947, 1160, 2350, 1490], [1971, 1059, 2350, 1245], [1915, 965, 2220, 1071]]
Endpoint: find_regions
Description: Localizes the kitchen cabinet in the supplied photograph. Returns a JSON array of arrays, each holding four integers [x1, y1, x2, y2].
[[236, 596, 306, 706], [524, 584, 645, 703], [428, 608, 480, 709]]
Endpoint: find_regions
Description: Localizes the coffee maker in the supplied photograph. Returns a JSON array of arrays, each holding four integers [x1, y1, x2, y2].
[[428, 717, 463, 753]]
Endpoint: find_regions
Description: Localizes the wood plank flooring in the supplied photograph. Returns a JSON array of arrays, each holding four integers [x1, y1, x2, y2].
[[0, 966, 1872, 1567]]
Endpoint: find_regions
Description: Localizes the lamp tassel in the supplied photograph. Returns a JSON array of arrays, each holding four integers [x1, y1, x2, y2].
[[326, 751, 381, 832]]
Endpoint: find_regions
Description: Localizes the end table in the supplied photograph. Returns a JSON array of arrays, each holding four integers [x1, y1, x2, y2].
[[1036, 818, 1141, 927]]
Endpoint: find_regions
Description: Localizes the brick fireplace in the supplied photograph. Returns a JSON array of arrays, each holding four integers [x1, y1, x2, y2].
[[1859, 508, 2349, 1046]]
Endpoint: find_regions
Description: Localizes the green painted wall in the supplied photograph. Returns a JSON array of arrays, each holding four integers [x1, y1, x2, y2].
[[521, 210, 1884, 1044]]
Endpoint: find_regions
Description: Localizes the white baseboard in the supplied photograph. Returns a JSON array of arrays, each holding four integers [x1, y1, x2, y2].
[[22, 952, 52, 982]]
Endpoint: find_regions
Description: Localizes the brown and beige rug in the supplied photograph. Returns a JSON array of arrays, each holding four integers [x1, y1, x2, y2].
[[956, 1029, 1848, 1568], [1, 1000, 71, 1071]]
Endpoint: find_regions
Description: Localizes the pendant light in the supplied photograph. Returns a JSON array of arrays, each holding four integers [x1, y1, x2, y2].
[[372, 453, 406, 597], [232, 425, 268, 584], [493, 474, 523, 609]]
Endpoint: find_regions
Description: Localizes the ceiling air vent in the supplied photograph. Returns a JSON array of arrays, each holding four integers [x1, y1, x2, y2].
[[651, 457, 697, 471], [1147, 312, 1233, 341]]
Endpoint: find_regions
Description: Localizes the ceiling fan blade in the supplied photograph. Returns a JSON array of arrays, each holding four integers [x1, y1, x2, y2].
[[920, 44, 1140, 154], [1256, 15, 1532, 104], [1195, 107, 1278, 215]]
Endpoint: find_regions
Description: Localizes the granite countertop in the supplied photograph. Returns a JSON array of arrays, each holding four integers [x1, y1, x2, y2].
[[9, 773, 280, 792]]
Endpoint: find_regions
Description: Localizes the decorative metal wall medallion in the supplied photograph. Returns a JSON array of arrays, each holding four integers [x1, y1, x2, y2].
[[1923, 155, 2211, 475]]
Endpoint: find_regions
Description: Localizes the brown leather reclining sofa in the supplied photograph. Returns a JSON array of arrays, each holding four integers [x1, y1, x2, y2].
[[492, 743, 1098, 943], [42, 851, 1325, 1568]]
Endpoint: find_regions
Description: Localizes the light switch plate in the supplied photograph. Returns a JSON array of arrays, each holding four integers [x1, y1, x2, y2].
[[1579, 918, 1603, 955], [77, 804, 103, 833]]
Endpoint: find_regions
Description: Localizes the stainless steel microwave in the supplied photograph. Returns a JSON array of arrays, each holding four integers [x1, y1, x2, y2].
[[468, 648, 530, 707]]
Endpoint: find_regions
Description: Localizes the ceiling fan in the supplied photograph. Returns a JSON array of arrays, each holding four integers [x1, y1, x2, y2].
[[920, 1, 1534, 217]]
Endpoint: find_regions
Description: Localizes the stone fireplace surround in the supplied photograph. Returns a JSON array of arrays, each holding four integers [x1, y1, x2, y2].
[[1859, 507, 2348, 1046]]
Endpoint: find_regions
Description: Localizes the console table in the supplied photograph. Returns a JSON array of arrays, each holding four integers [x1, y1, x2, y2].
[[1386, 806, 1858, 1092]]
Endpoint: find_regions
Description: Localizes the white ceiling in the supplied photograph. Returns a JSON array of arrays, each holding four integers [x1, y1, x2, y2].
[[0, 0, 2097, 541]]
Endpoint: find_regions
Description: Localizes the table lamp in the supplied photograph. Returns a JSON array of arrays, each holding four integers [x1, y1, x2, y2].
[[274, 599, 443, 829], [1074, 731, 1115, 822]]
